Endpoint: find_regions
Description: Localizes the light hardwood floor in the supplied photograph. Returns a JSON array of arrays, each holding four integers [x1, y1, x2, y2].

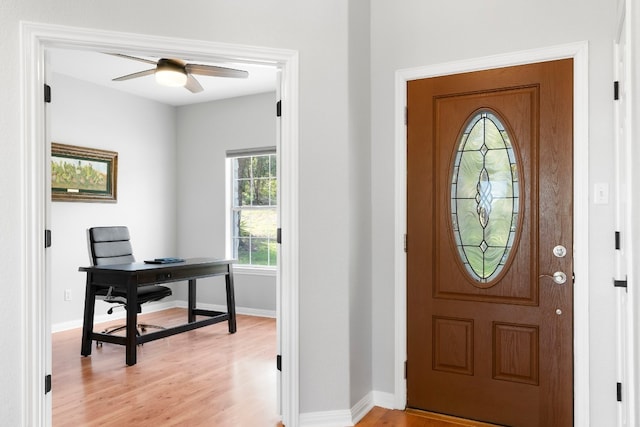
[[53, 308, 493, 426], [358, 407, 502, 427], [52, 308, 281, 426]]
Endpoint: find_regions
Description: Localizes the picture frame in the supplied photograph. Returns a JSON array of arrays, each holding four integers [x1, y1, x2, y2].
[[51, 143, 118, 202]]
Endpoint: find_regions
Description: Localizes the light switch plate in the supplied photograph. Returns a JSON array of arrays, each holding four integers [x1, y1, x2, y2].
[[593, 183, 609, 205]]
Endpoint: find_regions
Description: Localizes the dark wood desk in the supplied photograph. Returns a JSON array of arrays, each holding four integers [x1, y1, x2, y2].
[[79, 257, 236, 366]]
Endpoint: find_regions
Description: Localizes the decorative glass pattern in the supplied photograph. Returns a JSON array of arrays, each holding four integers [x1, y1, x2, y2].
[[451, 111, 519, 283]]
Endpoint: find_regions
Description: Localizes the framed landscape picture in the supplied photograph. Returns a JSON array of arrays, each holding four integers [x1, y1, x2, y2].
[[51, 143, 118, 202]]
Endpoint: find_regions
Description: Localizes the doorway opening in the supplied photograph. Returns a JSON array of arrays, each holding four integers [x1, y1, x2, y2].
[[20, 22, 299, 426]]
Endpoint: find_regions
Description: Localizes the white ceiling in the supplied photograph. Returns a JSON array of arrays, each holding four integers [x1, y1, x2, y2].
[[48, 48, 278, 106]]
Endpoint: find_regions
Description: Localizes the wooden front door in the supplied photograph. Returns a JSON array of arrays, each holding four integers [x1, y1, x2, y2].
[[406, 59, 573, 426]]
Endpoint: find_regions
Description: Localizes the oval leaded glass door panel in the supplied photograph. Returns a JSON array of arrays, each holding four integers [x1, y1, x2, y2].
[[450, 110, 520, 286]]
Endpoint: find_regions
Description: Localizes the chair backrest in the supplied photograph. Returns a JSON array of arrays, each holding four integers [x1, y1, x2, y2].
[[88, 226, 136, 266]]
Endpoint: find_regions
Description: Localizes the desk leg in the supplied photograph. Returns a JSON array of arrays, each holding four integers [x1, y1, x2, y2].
[[226, 265, 237, 333], [125, 284, 138, 366], [81, 274, 96, 356], [188, 279, 196, 323]]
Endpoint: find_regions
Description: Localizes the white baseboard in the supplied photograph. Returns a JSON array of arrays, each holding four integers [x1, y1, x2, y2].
[[172, 300, 276, 319], [372, 390, 397, 410], [298, 390, 398, 427], [300, 409, 354, 427], [52, 300, 276, 333], [351, 392, 375, 424]]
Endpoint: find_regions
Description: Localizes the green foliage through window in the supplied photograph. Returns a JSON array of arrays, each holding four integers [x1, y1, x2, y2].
[[230, 153, 277, 267]]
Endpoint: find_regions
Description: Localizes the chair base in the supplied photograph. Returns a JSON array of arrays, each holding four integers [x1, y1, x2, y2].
[[96, 323, 166, 347]]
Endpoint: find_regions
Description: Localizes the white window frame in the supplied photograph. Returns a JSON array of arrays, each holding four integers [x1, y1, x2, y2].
[[225, 147, 278, 273]]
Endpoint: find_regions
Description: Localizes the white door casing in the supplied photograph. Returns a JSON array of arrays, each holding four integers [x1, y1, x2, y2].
[[615, 1, 639, 425], [20, 21, 300, 427]]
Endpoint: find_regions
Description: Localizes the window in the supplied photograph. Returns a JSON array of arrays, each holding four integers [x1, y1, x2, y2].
[[450, 110, 519, 285], [227, 149, 277, 268]]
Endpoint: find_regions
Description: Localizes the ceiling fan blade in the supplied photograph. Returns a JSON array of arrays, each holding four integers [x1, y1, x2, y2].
[[108, 53, 158, 65], [185, 63, 249, 79], [112, 69, 156, 81], [184, 74, 204, 93]]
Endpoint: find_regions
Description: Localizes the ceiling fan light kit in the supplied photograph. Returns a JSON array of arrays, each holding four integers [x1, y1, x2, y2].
[[154, 58, 188, 87], [111, 53, 249, 93], [155, 69, 187, 87]]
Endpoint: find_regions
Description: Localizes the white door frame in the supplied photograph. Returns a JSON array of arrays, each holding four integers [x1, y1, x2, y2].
[[615, 0, 639, 425], [20, 21, 300, 427], [393, 42, 590, 425]]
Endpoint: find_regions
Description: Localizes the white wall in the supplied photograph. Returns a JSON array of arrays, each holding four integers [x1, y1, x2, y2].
[[175, 92, 277, 314], [50, 72, 178, 329], [370, 0, 617, 425]]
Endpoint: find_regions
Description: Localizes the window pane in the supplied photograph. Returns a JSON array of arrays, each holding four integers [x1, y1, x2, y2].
[[237, 157, 252, 179], [229, 152, 278, 267], [269, 178, 277, 205], [254, 156, 271, 178], [235, 179, 252, 206], [270, 154, 277, 177], [251, 238, 270, 266], [235, 237, 251, 264], [269, 240, 277, 266], [232, 210, 251, 237], [240, 208, 276, 238], [254, 178, 271, 205]]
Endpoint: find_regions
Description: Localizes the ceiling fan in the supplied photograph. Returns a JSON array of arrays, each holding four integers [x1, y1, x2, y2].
[[109, 54, 249, 93]]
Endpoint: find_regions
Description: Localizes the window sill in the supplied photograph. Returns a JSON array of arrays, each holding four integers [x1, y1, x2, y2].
[[233, 266, 277, 277]]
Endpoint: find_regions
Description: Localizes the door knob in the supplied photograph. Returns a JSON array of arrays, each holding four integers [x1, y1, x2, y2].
[[539, 271, 567, 285]]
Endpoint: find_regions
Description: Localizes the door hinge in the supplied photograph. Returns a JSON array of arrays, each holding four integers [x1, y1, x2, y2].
[[404, 106, 408, 125], [276, 354, 282, 371], [404, 234, 407, 253], [45, 229, 52, 248], [44, 84, 51, 103], [45, 374, 52, 394], [617, 382, 622, 402], [615, 231, 621, 250], [614, 278, 627, 289], [276, 100, 282, 117], [614, 81, 620, 101], [277, 228, 282, 244], [404, 361, 407, 379]]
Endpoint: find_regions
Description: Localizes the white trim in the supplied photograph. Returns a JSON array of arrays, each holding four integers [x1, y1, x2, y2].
[[613, 11, 628, 427], [350, 392, 374, 425], [619, 0, 640, 425], [234, 266, 278, 276], [393, 42, 590, 424], [299, 410, 354, 427], [630, 0, 640, 422], [20, 22, 49, 427], [173, 300, 277, 319], [20, 21, 299, 427], [298, 391, 394, 427]]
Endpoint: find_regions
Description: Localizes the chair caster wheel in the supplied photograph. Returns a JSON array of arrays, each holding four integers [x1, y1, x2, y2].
[[96, 341, 102, 348]]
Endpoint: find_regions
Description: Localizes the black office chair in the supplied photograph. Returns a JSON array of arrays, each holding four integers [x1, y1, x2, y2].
[[87, 226, 172, 340]]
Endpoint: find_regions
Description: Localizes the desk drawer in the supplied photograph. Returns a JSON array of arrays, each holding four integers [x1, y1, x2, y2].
[[136, 263, 230, 285]]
